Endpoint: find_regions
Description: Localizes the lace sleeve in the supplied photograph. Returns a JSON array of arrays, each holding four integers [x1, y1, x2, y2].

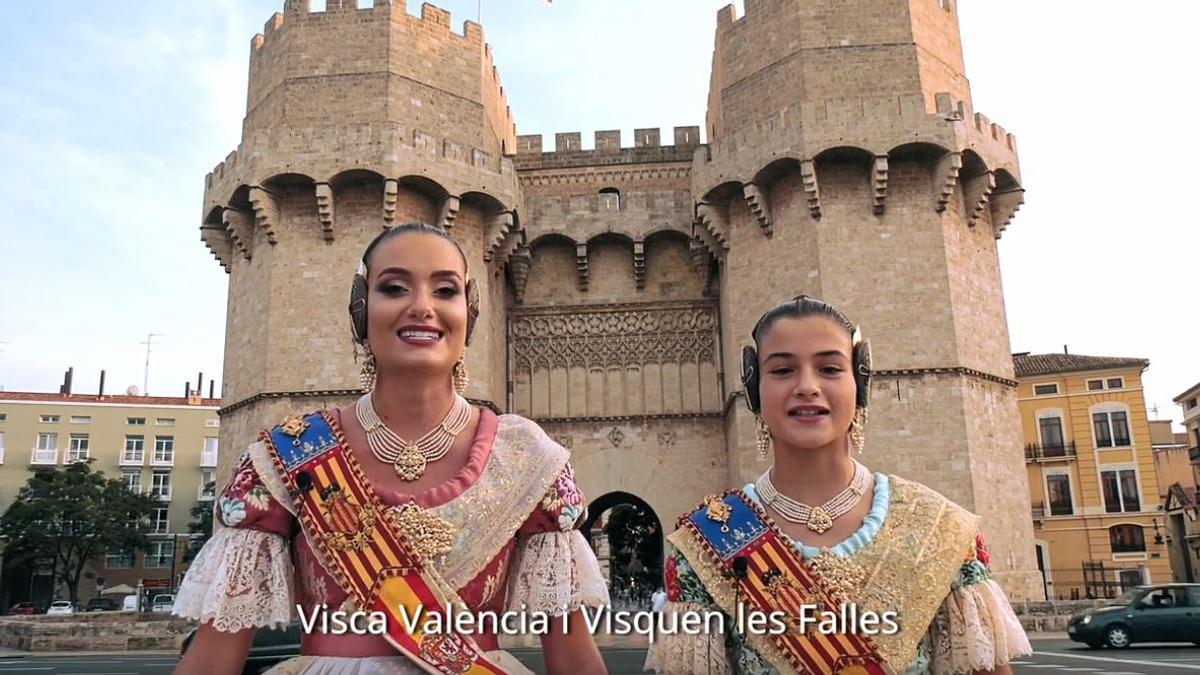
[[927, 533, 1032, 674], [505, 530, 608, 615], [172, 527, 294, 632], [644, 548, 734, 675]]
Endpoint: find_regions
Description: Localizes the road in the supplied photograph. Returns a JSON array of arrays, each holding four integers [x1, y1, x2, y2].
[[1, 640, 1198, 674]]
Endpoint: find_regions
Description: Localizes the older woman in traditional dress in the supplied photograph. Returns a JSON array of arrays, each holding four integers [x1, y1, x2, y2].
[[174, 223, 608, 675]]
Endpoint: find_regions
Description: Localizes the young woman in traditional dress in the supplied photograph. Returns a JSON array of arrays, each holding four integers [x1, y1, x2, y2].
[[174, 224, 608, 675], [645, 296, 1031, 675]]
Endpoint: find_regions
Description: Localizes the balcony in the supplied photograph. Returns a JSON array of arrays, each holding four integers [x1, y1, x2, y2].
[[1031, 502, 1046, 519], [1025, 441, 1077, 462]]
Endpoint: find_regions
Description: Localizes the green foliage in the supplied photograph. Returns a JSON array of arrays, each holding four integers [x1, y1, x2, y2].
[[603, 503, 661, 594], [0, 460, 162, 603], [184, 483, 216, 563]]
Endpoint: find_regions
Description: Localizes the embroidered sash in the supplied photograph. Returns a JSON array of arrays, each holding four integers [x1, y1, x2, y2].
[[669, 491, 889, 675], [261, 410, 508, 675]]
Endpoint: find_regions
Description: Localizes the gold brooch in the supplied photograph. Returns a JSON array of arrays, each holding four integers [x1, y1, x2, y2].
[[390, 502, 456, 562], [280, 415, 309, 446], [704, 495, 732, 533], [809, 547, 866, 603]]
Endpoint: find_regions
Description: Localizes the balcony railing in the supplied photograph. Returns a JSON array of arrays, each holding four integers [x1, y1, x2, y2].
[[1025, 440, 1077, 461], [1031, 502, 1046, 519]]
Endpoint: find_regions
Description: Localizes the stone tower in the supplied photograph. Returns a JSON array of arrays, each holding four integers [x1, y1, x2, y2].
[[200, 0, 522, 487], [691, 0, 1037, 596], [203, 0, 1039, 599]]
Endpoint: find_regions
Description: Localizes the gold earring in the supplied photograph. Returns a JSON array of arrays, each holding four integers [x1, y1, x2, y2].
[[452, 356, 469, 395], [357, 344, 376, 393], [755, 415, 772, 460], [849, 407, 867, 455]]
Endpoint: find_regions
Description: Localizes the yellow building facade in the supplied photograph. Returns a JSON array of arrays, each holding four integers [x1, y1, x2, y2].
[[0, 388, 219, 606], [1015, 353, 1171, 601]]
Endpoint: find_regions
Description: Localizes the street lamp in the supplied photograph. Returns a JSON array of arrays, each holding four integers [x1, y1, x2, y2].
[[1153, 518, 1164, 546]]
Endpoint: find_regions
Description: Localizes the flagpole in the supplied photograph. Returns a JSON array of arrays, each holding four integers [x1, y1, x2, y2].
[[477, 0, 482, 23]]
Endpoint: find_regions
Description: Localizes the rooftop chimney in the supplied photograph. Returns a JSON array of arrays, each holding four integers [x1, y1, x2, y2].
[[1063, 344, 1069, 354], [99, 370, 106, 397]]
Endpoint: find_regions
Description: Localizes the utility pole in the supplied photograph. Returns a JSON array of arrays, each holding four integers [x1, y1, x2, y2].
[[0, 340, 9, 392], [140, 333, 161, 396]]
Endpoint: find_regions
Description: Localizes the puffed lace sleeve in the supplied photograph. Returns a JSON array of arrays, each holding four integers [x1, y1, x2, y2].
[[926, 533, 1032, 675], [644, 545, 735, 675], [172, 442, 296, 632], [505, 462, 608, 616]]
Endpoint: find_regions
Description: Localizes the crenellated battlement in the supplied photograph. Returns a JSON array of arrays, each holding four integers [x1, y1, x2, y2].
[[252, 1, 484, 54], [514, 126, 701, 170]]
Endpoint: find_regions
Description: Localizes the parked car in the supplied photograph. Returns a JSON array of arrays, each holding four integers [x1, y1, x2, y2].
[[1068, 583, 1200, 648], [181, 621, 302, 675], [45, 601, 75, 616], [150, 593, 175, 613], [6, 602, 39, 616], [85, 597, 119, 612]]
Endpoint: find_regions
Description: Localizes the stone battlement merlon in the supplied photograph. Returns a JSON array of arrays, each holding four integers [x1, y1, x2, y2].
[[514, 127, 701, 170], [252, 1, 486, 56]]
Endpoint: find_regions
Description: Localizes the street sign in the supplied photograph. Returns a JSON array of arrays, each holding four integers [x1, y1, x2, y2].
[[142, 578, 170, 589]]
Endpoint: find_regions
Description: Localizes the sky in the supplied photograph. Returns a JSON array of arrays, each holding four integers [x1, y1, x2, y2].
[[0, 1, 1196, 427]]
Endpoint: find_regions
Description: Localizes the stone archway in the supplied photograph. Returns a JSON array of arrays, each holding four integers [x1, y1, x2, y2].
[[583, 492, 663, 610]]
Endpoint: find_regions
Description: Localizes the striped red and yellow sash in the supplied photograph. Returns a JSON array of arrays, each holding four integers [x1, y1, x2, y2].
[[262, 410, 508, 675], [670, 491, 890, 675]]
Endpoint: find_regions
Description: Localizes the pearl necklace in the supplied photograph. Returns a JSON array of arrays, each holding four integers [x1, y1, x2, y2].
[[354, 393, 471, 481], [755, 460, 870, 534]]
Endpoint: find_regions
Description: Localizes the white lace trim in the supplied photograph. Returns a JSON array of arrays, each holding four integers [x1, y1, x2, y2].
[[928, 578, 1032, 675], [505, 530, 608, 616], [172, 527, 295, 632], [643, 601, 731, 675]]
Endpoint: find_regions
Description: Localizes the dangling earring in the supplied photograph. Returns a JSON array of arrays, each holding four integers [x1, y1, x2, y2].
[[452, 356, 469, 395], [755, 415, 772, 460], [357, 344, 376, 393], [849, 407, 867, 455]]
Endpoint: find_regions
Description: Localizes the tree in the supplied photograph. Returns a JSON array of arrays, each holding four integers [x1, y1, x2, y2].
[[184, 484, 216, 563], [0, 460, 162, 603], [603, 503, 662, 597]]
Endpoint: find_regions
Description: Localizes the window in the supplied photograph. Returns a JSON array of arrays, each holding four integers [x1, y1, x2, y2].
[[1033, 383, 1059, 396], [66, 434, 90, 462], [1094, 410, 1132, 447], [145, 539, 173, 568], [1088, 378, 1124, 391], [199, 469, 216, 500], [152, 436, 174, 465], [151, 507, 170, 534], [70, 416, 90, 424], [201, 437, 219, 467], [155, 418, 175, 427], [32, 433, 57, 464], [599, 187, 621, 210], [1038, 416, 1065, 451], [1046, 474, 1074, 516], [0, 413, 7, 422], [105, 545, 134, 569], [0, 430, 5, 463], [1109, 524, 1145, 553], [40, 415, 60, 424], [127, 417, 145, 426], [205, 418, 220, 428], [122, 436, 144, 465], [122, 470, 142, 493], [1187, 397, 1198, 410], [150, 471, 172, 500], [1102, 469, 1141, 513]]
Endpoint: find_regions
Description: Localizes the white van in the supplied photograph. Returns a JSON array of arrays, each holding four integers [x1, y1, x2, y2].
[[121, 595, 138, 612], [151, 594, 174, 613]]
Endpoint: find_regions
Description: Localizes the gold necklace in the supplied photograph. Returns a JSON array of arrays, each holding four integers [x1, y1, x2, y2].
[[756, 460, 870, 534], [354, 393, 471, 481]]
